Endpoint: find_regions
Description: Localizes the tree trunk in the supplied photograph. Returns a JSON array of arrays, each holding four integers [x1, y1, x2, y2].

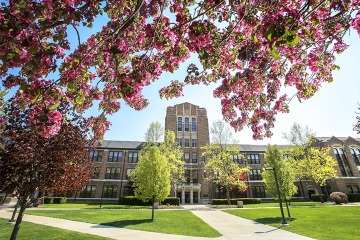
[[1, 193, 7, 205], [226, 186, 231, 206], [299, 179, 306, 199], [9, 199, 20, 222], [151, 195, 155, 222], [285, 200, 291, 218], [10, 200, 27, 240]]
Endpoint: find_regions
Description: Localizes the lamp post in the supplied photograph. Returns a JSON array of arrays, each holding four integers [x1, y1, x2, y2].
[[265, 167, 287, 225], [99, 180, 105, 208]]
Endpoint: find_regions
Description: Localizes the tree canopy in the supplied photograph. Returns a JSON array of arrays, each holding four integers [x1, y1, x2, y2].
[[1, 1, 359, 140], [203, 120, 249, 205]]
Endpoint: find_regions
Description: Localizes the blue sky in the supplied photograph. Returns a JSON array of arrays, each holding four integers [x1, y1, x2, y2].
[[103, 32, 360, 145]]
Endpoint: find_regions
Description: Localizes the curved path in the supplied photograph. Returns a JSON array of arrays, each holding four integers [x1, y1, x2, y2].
[[0, 205, 314, 240]]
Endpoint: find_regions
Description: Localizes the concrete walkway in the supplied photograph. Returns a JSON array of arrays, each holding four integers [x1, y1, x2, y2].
[[0, 205, 314, 240]]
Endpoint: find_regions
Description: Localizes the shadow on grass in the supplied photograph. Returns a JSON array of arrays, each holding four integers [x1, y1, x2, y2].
[[97, 219, 152, 228], [253, 217, 295, 225]]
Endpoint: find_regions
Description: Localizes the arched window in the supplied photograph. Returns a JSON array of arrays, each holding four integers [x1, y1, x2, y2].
[[177, 117, 182, 131], [192, 117, 196, 132], [185, 117, 189, 131]]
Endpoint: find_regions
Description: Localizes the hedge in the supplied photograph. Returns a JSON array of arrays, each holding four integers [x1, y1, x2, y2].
[[118, 196, 180, 206], [0, 195, 4, 205], [44, 197, 67, 204], [212, 198, 262, 205], [348, 193, 360, 202], [310, 194, 326, 202]]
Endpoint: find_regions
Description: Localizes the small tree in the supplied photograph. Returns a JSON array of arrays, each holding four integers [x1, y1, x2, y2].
[[330, 192, 348, 205], [144, 121, 164, 143], [0, 100, 94, 240], [203, 120, 249, 205], [284, 123, 337, 203], [262, 145, 298, 217], [131, 146, 170, 221]]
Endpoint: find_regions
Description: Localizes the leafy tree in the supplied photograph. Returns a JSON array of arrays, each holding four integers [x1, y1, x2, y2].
[[131, 146, 170, 221], [1, 1, 359, 140], [203, 120, 249, 205], [144, 121, 164, 143], [262, 145, 298, 217], [283, 123, 337, 203], [355, 104, 360, 135], [0, 100, 94, 240]]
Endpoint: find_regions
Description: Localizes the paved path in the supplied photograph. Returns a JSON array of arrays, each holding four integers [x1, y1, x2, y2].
[[0, 205, 314, 240]]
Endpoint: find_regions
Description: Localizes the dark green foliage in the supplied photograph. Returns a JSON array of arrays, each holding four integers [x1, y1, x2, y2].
[[310, 194, 326, 202], [44, 197, 54, 204], [347, 193, 360, 202], [118, 196, 180, 206], [161, 197, 180, 206], [53, 197, 67, 204], [0, 195, 4, 204], [212, 198, 262, 205]]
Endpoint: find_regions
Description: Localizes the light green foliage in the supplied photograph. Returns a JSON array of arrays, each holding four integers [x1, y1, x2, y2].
[[144, 121, 164, 143], [283, 123, 337, 201], [203, 120, 249, 204], [131, 146, 170, 203], [161, 130, 184, 184], [262, 145, 298, 201]]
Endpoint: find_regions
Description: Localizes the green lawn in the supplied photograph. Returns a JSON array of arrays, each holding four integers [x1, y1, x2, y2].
[[244, 201, 324, 208], [40, 203, 151, 209], [0, 218, 110, 240], [225, 205, 360, 240], [27, 209, 221, 237]]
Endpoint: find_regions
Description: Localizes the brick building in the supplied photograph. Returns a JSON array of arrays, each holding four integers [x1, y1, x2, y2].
[[73, 103, 360, 203]]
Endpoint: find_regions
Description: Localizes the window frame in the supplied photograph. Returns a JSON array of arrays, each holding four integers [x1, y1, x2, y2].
[[108, 151, 123, 162]]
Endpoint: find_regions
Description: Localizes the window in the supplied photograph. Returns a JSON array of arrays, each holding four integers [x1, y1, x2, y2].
[[192, 118, 196, 132], [126, 168, 135, 179], [103, 185, 118, 198], [90, 150, 103, 162], [105, 167, 120, 179], [185, 170, 190, 183], [192, 153, 197, 163], [347, 185, 360, 194], [108, 151, 122, 162], [184, 153, 190, 163], [252, 186, 266, 198], [80, 185, 96, 198], [333, 148, 353, 177], [184, 139, 190, 147], [185, 117, 189, 131], [91, 170, 100, 179], [128, 152, 138, 163], [350, 148, 360, 169], [192, 170, 198, 183], [247, 154, 260, 164], [177, 138, 182, 147], [233, 155, 243, 164], [192, 139, 197, 148], [178, 117, 182, 131], [283, 154, 291, 159], [249, 169, 262, 180]]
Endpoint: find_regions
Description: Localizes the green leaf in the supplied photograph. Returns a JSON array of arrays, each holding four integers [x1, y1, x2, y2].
[[265, 25, 275, 41], [31, 92, 42, 104], [253, 34, 259, 43], [67, 82, 74, 91], [293, 35, 299, 45], [269, 44, 280, 60], [48, 101, 60, 111]]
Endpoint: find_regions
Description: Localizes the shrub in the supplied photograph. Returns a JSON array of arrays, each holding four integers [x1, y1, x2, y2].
[[211, 198, 261, 205], [44, 197, 54, 204], [161, 197, 180, 206], [330, 192, 348, 204], [348, 193, 360, 202], [53, 197, 67, 204], [0, 195, 4, 205], [310, 194, 326, 202], [119, 196, 151, 206]]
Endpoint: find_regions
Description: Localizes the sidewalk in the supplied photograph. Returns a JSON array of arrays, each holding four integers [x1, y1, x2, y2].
[[0, 206, 314, 240]]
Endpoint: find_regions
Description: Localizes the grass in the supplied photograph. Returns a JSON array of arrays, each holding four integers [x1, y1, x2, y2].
[[27, 209, 221, 237], [40, 203, 152, 209], [243, 201, 324, 208], [0, 218, 110, 240], [224, 205, 360, 240]]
